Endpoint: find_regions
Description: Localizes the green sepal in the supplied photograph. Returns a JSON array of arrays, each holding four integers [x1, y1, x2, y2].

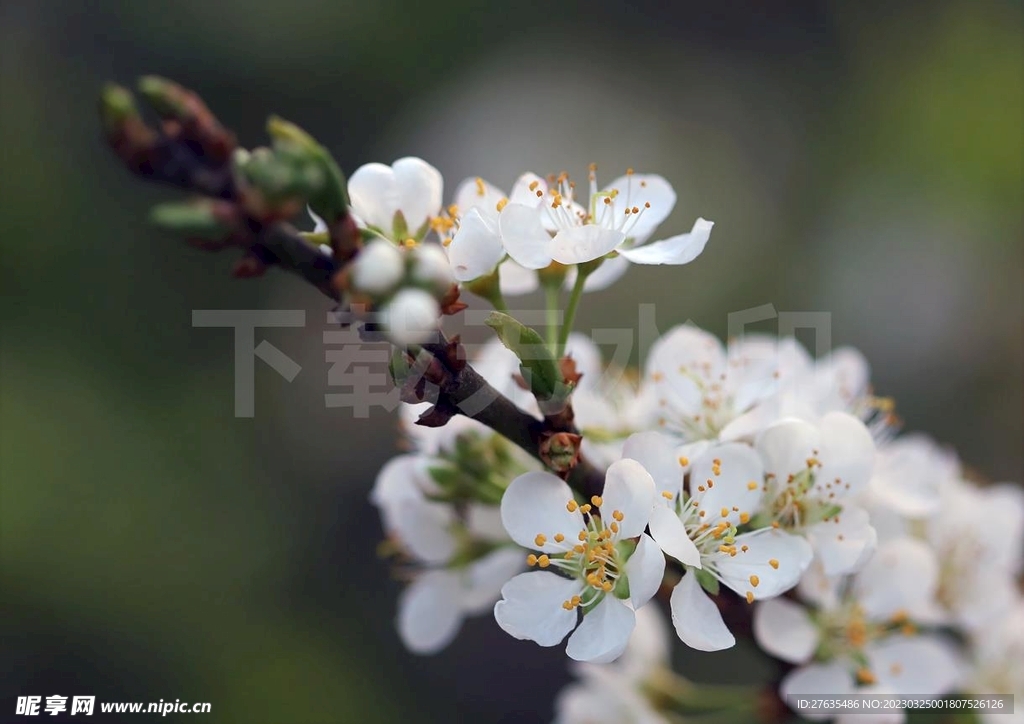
[[695, 567, 720, 596], [613, 574, 631, 600], [391, 210, 409, 242], [137, 75, 188, 118], [149, 200, 231, 237], [485, 311, 569, 401]]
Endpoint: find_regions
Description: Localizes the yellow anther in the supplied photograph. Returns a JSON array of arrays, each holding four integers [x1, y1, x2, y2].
[[573, 544, 586, 554], [769, 559, 779, 569], [901, 623, 917, 636], [739, 512, 751, 524], [554, 533, 565, 543], [721, 507, 730, 518], [447, 204, 459, 216], [747, 481, 758, 490], [771, 521, 780, 529], [612, 510, 624, 522], [602, 581, 613, 592], [528, 180, 539, 191], [699, 510, 707, 518], [856, 668, 876, 685], [537, 555, 550, 568], [741, 545, 749, 552], [526, 554, 538, 566], [678, 456, 689, 466], [571, 595, 581, 606], [610, 522, 619, 534], [588, 162, 597, 172], [562, 600, 573, 610], [534, 534, 547, 547], [697, 485, 706, 492], [746, 591, 755, 604], [707, 480, 714, 488], [713, 458, 721, 466], [591, 495, 603, 507], [567, 500, 578, 512], [580, 504, 592, 514], [626, 167, 634, 175], [578, 531, 587, 542], [749, 575, 760, 587], [496, 198, 509, 212], [474, 177, 486, 196], [644, 201, 651, 208], [661, 491, 674, 500]]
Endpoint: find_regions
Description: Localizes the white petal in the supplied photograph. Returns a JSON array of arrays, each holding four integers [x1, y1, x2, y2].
[[494, 571, 581, 646], [499, 203, 553, 269], [308, 205, 327, 233], [854, 537, 939, 619], [620, 218, 713, 265], [563, 253, 630, 292], [757, 418, 821, 482], [689, 442, 764, 527], [397, 570, 463, 654], [621, 431, 684, 499], [453, 176, 506, 220], [814, 411, 875, 498], [566, 596, 636, 663], [869, 435, 955, 518], [501, 471, 585, 552], [648, 505, 702, 567], [712, 528, 813, 602], [461, 547, 527, 614], [620, 603, 672, 676], [600, 173, 676, 243], [447, 207, 503, 281], [391, 498, 458, 565], [807, 505, 877, 576], [370, 454, 428, 530], [866, 635, 962, 697], [392, 156, 443, 233], [550, 226, 625, 265], [627, 533, 666, 609], [497, 259, 539, 296], [670, 571, 735, 651], [347, 162, 397, 232], [508, 172, 547, 206], [351, 238, 405, 295], [780, 662, 854, 721], [601, 459, 656, 539], [753, 598, 819, 664]]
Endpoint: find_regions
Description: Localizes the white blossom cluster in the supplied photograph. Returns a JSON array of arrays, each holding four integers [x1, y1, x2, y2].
[[350, 158, 1022, 723]]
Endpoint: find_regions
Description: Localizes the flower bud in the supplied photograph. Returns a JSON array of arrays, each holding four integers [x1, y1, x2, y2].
[[383, 288, 441, 346], [410, 243, 455, 296], [351, 239, 405, 296]]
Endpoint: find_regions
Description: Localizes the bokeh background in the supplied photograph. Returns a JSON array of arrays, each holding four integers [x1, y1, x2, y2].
[[1, 1, 1021, 722]]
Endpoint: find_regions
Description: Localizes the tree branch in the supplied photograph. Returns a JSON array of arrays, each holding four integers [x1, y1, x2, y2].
[[99, 77, 607, 499]]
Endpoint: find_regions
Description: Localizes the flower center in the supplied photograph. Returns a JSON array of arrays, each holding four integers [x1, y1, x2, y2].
[[524, 494, 631, 610]]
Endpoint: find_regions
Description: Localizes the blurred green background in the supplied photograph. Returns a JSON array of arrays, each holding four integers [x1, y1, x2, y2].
[[1, 1, 1021, 722]]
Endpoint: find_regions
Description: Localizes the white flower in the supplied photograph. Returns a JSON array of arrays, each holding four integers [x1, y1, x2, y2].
[[963, 597, 1024, 724], [348, 157, 443, 241], [371, 455, 524, 654], [493, 460, 664, 663], [758, 539, 961, 723], [502, 167, 711, 270], [380, 288, 441, 347], [622, 432, 812, 651], [441, 173, 547, 287], [921, 478, 1024, 630], [756, 412, 877, 575], [349, 238, 405, 296], [643, 326, 788, 442]]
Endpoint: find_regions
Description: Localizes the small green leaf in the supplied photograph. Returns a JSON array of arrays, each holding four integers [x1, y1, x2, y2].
[[391, 210, 409, 242], [695, 567, 720, 596], [484, 311, 566, 401]]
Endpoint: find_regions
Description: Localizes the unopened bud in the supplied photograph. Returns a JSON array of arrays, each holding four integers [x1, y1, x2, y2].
[[410, 243, 455, 296], [150, 199, 236, 237], [351, 239, 405, 296], [540, 432, 582, 473], [383, 288, 440, 347]]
